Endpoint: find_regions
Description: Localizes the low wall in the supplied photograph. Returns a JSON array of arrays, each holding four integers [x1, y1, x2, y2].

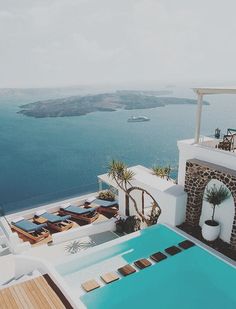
[[52, 218, 116, 244], [6, 192, 97, 222], [0, 217, 31, 253]]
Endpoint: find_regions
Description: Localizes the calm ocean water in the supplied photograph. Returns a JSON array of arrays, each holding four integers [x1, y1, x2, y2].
[[0, 87, 235, 214]]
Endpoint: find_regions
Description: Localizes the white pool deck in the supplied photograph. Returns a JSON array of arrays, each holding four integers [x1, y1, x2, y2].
[[55, 224, 236, 301], [0, 254, 15, 286], [23, 231, 119, 263]]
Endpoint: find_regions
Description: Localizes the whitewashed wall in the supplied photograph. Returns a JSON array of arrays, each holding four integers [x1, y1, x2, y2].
[[178, 138, 236, 186], [200, 179, 234, 243], [118, 178, 187, 226], [177, 138, 236, 243]]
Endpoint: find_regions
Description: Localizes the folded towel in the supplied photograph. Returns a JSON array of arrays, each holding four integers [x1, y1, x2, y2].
[[35, 209, 47, 217], [11, 216, 25, 223], [86, 196, 97, 203]]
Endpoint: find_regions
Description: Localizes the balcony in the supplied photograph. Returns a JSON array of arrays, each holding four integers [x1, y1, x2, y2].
[[177, 135, 236, 186]]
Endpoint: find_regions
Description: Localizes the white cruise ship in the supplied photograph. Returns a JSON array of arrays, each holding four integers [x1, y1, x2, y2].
[[127, 116, 150, 122]]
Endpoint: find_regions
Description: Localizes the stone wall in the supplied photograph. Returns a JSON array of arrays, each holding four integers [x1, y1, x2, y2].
[[184, 159, 236, 249]]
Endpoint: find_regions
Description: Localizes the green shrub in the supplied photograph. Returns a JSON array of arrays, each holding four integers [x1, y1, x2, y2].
[[98, 190, 115, 201], [152, 165, 171, 179]]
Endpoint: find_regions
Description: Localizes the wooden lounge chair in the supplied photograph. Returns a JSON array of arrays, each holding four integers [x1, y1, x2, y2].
[[118, 264, 136, 276], [34, 210, 73, 232], [59, 205, 99, 223], [11, 217, 49, 243], [150, 252, 167, 263], [134, 258, 152, 269], [101, 272, 119, 284], [165, 246, 181, 256], [93, 199, 119, 216], [82, 280, 100, 292], [178, 240, 195, 250]]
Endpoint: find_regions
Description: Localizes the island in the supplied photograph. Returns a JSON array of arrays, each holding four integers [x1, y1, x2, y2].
[[18, 91, 209, 118]]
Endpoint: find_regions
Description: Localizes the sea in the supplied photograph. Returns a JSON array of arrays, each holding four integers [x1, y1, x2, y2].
[[0, 86, 235, 214]]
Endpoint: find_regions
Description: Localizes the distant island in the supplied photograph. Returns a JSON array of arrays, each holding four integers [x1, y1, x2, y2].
[[18, 90, 209, 118]]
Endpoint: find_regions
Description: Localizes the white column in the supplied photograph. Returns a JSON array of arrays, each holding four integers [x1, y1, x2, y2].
[[194, 93, 203, 143]]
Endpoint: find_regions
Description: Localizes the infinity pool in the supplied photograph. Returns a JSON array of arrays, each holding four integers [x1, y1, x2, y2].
[[56, 225, 236, 309]]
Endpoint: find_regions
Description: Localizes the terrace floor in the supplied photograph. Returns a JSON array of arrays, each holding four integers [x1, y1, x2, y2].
[[178, 222, 236, 261], [0, 274, 72, 309], [24, 231, 120, 264]]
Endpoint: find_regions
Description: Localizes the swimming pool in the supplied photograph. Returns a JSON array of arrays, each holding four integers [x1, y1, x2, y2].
[[56, 225, 236, 308]]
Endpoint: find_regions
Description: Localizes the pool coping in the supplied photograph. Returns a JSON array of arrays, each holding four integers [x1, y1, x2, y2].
[[168, 224, 236, 268], [55, 223, 236, 269], [15, 223, 235, 309]]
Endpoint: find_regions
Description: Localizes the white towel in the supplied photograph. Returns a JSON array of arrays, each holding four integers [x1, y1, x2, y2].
[[61, 204, 70, 210], [12, 216, 24, 223], [35, 209, 47, 216], [86, 196, 96, 203]]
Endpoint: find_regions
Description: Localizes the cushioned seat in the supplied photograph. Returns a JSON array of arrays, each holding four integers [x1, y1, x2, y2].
[[40, 212, 71, 223], [12, 219, 46, 232], [94, 199, 118, 208], [61, 205, 96, 215]]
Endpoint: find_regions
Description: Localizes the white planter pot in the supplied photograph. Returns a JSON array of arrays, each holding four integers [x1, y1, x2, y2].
[[202, 221, 220, 241]]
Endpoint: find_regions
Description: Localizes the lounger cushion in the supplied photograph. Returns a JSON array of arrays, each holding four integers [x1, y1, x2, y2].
[[12, 219, 47, 232], [40, 212, 71, 223], [94, 199, 118, 208], [61, 205, 96, 215]]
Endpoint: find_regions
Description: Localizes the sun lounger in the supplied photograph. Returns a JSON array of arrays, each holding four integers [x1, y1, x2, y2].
[[178, 240, 195, 250], [59, 205, 99, 223], [165, 246, 181, 256], [82, 280, 100, 292], [118, 264, 136, 276], [134, 258, 152, 269], [150, 251, 167, 262], [101, 272, 119, 284], [34, 210, 73, 232], [11, 217, 49, 243], [93, 199, 119, 216]]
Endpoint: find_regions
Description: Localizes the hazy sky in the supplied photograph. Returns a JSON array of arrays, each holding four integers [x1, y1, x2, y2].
[[1, 0, 236, 88]]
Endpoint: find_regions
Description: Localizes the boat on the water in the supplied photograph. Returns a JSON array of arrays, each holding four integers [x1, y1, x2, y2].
[[128, 116, 150, 122]]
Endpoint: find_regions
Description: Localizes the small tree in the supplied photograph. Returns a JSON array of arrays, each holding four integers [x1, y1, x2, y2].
[[204, 184, 231, 223], [108, 160, 161, 226]]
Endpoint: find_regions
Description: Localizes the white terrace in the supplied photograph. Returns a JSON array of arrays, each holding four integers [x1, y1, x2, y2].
[[178, 87, 236, 186]]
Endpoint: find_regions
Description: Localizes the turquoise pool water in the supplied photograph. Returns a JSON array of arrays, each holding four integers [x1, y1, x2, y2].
[[74, 225, 236, 309]]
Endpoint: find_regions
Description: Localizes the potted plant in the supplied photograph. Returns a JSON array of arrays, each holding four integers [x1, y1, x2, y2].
[[202, 184, 230, 241], [98, 190, 115, 201], [152, 165, 172, 180]]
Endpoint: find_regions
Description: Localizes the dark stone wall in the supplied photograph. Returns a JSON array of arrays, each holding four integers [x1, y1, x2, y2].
[[184, 159, 236, 249]]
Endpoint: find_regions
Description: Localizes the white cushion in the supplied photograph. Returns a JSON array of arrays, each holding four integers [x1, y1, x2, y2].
[[61, 204, 70, 210], [35, 209, 46, 217], [12, 216, 24, 223], [86, 196, 96, 203]]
